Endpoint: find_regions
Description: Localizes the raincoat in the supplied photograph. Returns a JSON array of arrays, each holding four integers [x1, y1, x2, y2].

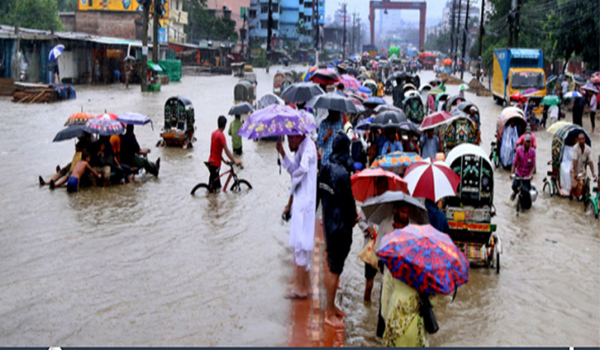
[[281, 136, 318, 252]]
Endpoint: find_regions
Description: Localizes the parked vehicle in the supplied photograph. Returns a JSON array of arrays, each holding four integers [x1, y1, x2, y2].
[[492, 48, 546, 107], [160, 96, 195, 148]]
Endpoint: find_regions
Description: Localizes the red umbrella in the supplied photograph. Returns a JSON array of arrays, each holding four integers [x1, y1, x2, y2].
[[510, 92, 523, 102], [351, 168, 408, 202], [419, 111, 453, 131], [403, 158, 460, 202], [309, 69, 340, 86], [96, 113, 118, 121]]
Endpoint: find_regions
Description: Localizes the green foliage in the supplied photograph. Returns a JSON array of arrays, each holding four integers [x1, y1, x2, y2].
[[424, 30, 452, 55], [252, 51, 267, 67], [0, 0, 64, 31], [184, 0, 238, 42], [57, 0, 78, 12]]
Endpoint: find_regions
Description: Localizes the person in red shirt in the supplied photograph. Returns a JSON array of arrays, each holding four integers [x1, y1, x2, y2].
[[208, 116, 241, 191]]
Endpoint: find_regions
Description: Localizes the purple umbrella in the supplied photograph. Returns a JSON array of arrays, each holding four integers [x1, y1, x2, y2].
[[582, 84, 599, 94], [117, 112, 153, 129], [522, 88, 539, 96], [237, 105, 316, 139]]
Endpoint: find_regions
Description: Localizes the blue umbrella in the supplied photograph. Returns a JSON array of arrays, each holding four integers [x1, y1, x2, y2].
[[356, 117, 374, 131], [563, 91, 583, 99], [48, 44, 65, 61], [117, 112, 153, 129], [358, 86, 373, 95], [363, 97, 387, 108]]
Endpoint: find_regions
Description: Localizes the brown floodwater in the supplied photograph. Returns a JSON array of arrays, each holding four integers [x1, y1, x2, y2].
[[0, 67, 598, 346]]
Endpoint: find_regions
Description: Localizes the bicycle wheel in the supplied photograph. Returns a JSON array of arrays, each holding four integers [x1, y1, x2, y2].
[[542, 181, 551, 196], [191, 183, 211, 195], [230, 179, 252, 192]]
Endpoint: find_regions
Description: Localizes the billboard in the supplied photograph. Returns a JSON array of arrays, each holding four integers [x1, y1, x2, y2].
[[78, 0, 169, 20]]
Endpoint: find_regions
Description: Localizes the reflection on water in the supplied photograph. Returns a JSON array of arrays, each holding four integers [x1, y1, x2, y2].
[[0, 68, 598, 346]]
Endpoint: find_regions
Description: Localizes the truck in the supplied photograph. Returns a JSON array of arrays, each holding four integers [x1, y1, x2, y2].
[[419, 52, 437, 70], [492, 48, 546, 107]]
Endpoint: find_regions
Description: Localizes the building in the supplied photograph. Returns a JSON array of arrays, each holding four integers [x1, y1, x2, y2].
[[206, 0, 249, 35], [442, 0, 479, 32], [169, 0, 188, 43], [248, 0, 325, 55]]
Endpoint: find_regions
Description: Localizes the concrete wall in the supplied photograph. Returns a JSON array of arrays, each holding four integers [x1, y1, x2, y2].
[[59, 12, 76, 32], [75, 11, 141, 39]]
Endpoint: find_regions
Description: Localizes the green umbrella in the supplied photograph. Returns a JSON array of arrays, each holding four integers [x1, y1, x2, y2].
[[459, 84, 469, 91], [542, 95, 561, 106]]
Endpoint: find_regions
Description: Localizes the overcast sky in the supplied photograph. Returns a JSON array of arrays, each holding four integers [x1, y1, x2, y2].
[[324, 0, 484, 26]]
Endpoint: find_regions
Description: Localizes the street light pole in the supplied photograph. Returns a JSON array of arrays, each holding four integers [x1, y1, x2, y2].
[[266, 0, 273, 72], [450, 0, 456, 64], [342, 3, 347, 60], [477, 0, 485, 81], [460, 0, 470, 80], [454, 0, 462, 74], [141, 0, 149, 92]]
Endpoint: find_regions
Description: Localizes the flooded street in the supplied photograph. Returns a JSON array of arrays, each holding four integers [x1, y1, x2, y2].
[[0, 67, 598, 346]]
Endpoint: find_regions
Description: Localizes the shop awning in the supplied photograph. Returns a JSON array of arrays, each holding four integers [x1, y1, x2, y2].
[[148, 61, 163, 72]]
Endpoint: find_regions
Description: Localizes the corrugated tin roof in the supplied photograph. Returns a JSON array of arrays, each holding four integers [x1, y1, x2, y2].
[[0, 25, 145, 47]]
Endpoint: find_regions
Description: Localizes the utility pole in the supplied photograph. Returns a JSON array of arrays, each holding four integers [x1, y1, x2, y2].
[[141, 0, 149, 92], [357, 18, 361, 53], [514, 0, 521, 47], [351, 12, 356, 55], [450, 0, 456, 62], [477, 0, 485, 80], [460, 0, 469, 80], [342, 3, 347, 60], [454, 0, 462, 74], [152, 0, 159, 64], [266, 0, 273, 72]]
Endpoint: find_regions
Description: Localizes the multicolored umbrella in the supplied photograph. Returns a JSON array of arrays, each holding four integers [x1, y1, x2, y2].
[[309, 69, 340, 86], [64, 112, 94, 126], [403, 158, 460, 202], [340, 74, 361, 91], [419, 111, 453, 131], [302, 66, 318, 82], [48, 44, 64, 61], [546, 121, 572, 135], [84, 117, 124, 136], [370, 151, 422, 169], [377, 224, 469, 295], [117, 112, 153, 128], [96, 113, 118, 121], [351, 168, 408, 202], [563, 91, 582, 99], [541, 95, 562, 106], [237, 105, 316, 139]]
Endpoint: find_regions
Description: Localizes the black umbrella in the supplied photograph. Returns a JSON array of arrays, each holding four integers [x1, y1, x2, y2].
[[280, 82, 324, 103], [399, 121, 420, 135], [228, 102, 255, 115], [53, 124, 87, 142], [373, 110, 407, 129], [374, 104, 403, 114], [389, 71, 410, 83], [308, 93, 358, 114]]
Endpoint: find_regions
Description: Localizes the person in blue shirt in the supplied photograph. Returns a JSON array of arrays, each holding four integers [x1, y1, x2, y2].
[[420, 129, 441, 160], [317, 110, 344, 166], [379, 128, 403, 155], [425, 198, 450, 233]]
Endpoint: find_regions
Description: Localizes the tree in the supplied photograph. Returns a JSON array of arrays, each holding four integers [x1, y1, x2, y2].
[[184, 0, 238, 42], [0, 0, 64, 32], [57, 0, 78, 12]]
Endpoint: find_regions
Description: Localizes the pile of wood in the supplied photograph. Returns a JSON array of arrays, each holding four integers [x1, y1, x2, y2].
[[467, 78, 492, 97], [438, 73, 464, 85], [12, 82, 58, 103], [0, 78, 16, 96]]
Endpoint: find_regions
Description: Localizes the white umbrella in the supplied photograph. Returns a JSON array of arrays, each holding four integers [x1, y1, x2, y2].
[[403, 158, 461, 202], [48, 44, 64, 61]]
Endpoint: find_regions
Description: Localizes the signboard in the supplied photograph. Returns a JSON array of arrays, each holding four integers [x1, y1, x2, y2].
[[78, 0, 169, 20], [158, 27, 167, 44]]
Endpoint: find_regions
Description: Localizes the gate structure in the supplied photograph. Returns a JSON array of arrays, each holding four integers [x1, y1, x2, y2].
[[369, 0, 427, 51]]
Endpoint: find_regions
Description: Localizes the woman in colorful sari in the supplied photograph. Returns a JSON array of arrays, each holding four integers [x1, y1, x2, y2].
[[380, 269, 437, 347]]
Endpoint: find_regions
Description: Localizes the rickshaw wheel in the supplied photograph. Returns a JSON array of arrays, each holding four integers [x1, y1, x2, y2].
[[542, 181, 552, 197], [496, 252, 500, 274]]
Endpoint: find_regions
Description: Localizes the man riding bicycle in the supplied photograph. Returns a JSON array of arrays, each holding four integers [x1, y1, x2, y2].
[[208, 116, 241, 191], [510, 134, 536, 202], [571, 133, 596, 199]]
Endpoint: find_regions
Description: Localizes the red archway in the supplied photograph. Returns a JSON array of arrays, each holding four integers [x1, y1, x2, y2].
[[369, 0, 427, 51]]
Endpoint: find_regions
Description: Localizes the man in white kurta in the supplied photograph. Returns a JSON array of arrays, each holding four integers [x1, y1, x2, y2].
[[277, 134, 317, 298]]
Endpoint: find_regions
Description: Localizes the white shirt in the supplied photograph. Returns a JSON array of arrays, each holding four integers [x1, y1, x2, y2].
[[281, 137, 318, 252], [549, 105, 559, 119], [561, 81, 569, 95], [590, 95, 597, 112]]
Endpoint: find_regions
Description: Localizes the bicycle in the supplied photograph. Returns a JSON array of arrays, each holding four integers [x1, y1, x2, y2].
[[190, 161, 252, 195]]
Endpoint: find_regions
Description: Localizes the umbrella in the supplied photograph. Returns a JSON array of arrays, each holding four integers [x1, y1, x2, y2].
[[228, 102, 255, 115], [356, 116, 374, 131], [280, 82, 324, 103], [377, 224, 469, 295], [257, 93, 284, 109], [307, 93, 358, 114], [48, 44, 64, 61], [546, 75, 557, 85], [340, 74, 361, 91], [459, 84, 469, 91], [500, 107, 525, 119], [546, 121, 573, 135], [147, 61, 163, 72], [443, 58, 453, 65], [403, 158, 460, 202], [363, 97, 387, 108], [84, 117, 124, 136], [117, 112, 153, 128], [510, 92, 523, 101], [237, 105, 316, 139], [582, 84, 599, 94], [399, 121, 420, 135], [541, 95, 562, 106], [372, 110, 407, 128], [591, 76, 600, 84], [375, 104, 403, 114], [371, 151, 422, 169], [64, 112, 94, 126], [53, 124, 86, 142], [124, 55, 136, 61], [96, 113, 118, 121], [362, 191, 429, 225], [358, 86, 373, 95], [563, 91, 582, 99], [523, 88, 539, 96], [351, 168, 408, 202], [419, 111, 453, 131], [429, 88, 444, 95], [309, 69, 340, 86]]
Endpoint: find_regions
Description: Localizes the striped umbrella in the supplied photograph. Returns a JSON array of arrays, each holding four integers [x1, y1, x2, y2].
[[563, 91, 582, 99], [48, 44, 65, 61], [64, 112, 94, 126], [403, 158, 460, 202]]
